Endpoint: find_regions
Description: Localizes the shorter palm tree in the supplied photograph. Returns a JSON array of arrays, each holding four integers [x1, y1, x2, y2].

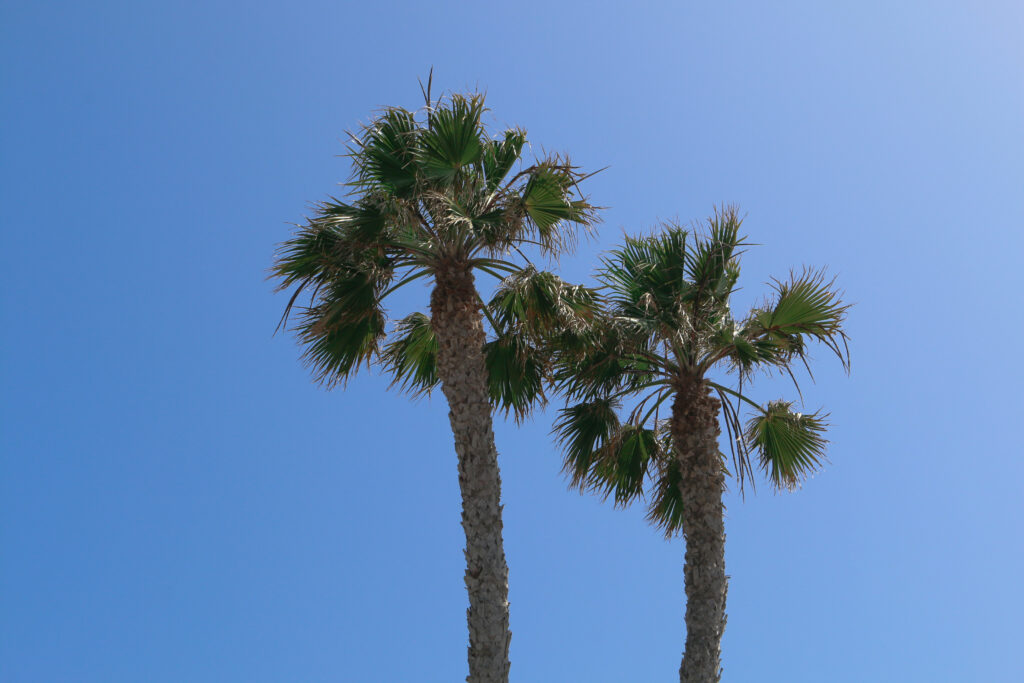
[[551, 207, 849, 683]]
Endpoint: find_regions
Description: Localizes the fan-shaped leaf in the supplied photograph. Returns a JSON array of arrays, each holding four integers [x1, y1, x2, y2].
[[485, 333, 546, 422], [352, 108, 419, 196], [592, 423, 658, 505], [382, 312, 439, 396], [296, 300, 386, 387], [746, 400, 829, 489], [687, 205, 743, 307], [488, 266, 597, 337], [646, 452, 685, 536], [482, 129, 526, 192], [419, 94, 485, 182], [553, 399, 621, 488]]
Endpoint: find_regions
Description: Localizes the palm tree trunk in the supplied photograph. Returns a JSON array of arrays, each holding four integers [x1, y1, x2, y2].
[[431, 266, 511, 683], [672, 381, 727, 683]]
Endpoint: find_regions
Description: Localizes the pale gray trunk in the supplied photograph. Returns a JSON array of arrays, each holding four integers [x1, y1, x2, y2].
[[672, 382, 727, 683], [431, 266, 511, 683]]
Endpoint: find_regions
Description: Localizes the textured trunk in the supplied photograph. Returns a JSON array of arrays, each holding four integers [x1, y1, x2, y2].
[[430, 266, 511, 683], [672, 381, 727, 683]]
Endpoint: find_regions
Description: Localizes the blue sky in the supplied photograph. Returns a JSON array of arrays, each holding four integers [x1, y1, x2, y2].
[[2, 1, 1023, 681]]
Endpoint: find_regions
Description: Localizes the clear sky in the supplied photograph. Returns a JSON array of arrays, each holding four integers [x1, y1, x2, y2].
[[3, 1, 1023, 681]]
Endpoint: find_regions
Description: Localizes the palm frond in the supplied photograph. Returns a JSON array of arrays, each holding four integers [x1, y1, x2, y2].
[[645, 445, 685, 536], [482, 129, 526, 193], [741, 268, 850, 370], [279, 241, 394, 384], [686, 205, 743, 308], [552, 400, 657, 505], [382, 312, 439, 396], [552, 319, 657, 401], [349, 108, 419, 196], [707, 318, 784, 377], [295, 295, 387, 387], [746, 400, 830, 490], [552, 398, 621, 490], [600, 227, 692, 330], [485, 333, 546, 422], [313, 197, 388, 233], [418, 93, 485, 182], [273, 199, 395, 294], [592, 423, 659, 505], [517, 160, 599, 255], [471, 205, 524, 253], [487, 266, 598, 337], [710, 382, 757, 493], [272, 221, 347, 292]]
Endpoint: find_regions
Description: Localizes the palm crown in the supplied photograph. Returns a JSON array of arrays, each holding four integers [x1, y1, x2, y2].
[[552, 206, 850, 533], [272, 89, 599, 409]]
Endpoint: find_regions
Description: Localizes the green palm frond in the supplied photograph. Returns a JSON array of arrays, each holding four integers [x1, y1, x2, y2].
[[472, 206, 524, 254], [485, 333, 546, 422], [272, 222, 346, 293], [557, 395, 667, 507], [746, 400, 829, 489], [487, 266, 598, 337], [419, 94, 486, 182], [437, 191, 489, 233], [602, 227, 691, 323], [295, 296, 387, 387], [273, 201, 391, 290], [272, 201, 400, 318], [276, 224, 395, 384], [553, 399, 663, 506], [596, 212, 743, 337], [552, 321, 655, 401], [325, 261, 393, 321], [593, 423, 660, 505], [646, 449, 685, 536], [382, 312, 439, 396], [350, 108, 419, 196], [482, 129, 526, 193], [521, 165, 576, 229], [708, 319, 786, 378], [740, 268, 850, 370], [686, 205, 743, 308], [552, 398, 621, 489], [310, 200, 398, 262], [518, 161, 599, 255]]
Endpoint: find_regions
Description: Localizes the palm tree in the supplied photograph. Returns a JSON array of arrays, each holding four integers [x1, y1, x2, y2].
[[272, 86, 599, 683], [551, 207, 848, 682]]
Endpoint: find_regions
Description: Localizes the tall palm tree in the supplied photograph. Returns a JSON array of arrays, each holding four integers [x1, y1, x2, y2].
[[551, 207, 848, 682], [272, 87, 599, 683]]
